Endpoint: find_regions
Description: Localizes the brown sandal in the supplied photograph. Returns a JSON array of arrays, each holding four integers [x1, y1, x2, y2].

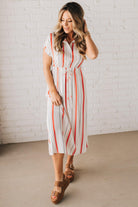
[[51, 174, 70, 204], [64, 163, 75, 182]]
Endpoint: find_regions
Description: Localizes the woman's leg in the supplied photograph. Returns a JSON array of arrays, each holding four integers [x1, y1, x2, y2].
[[51, 153, 64, 196], [66, 155, 74, 165], [65, 155, 74, 179]]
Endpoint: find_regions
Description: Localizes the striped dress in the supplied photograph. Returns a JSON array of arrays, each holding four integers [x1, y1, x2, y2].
[[43, 32, 88, 156]]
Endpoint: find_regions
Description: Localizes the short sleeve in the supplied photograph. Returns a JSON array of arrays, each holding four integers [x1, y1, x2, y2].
[[43, 33, 52, 57]]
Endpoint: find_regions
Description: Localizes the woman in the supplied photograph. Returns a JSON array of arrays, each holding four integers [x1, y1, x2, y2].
[[43, 2, 98, 204]]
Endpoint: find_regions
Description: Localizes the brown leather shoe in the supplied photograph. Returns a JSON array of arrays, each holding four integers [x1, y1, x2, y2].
[[64, 163, 75, 182], [51, 174, 70, 204]]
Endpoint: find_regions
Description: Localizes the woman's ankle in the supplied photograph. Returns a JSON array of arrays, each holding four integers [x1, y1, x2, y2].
[[66, 159, 73, 165], [55, 173, 64, 181]]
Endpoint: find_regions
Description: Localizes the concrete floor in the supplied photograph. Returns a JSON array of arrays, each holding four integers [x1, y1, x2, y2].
[[0, 131, 138, 207]]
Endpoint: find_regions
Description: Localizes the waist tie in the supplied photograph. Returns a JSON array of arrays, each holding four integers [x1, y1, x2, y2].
[[51, 66, 81, 76]]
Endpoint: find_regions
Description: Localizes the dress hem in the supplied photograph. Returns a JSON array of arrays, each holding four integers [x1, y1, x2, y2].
[[48, 146, 88, 156]]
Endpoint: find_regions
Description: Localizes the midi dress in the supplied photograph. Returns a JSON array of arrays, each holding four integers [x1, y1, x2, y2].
[[43, 32, 88, 156]]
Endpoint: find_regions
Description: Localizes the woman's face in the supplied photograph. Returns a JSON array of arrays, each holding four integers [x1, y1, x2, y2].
[[61, 10, 73, 34]]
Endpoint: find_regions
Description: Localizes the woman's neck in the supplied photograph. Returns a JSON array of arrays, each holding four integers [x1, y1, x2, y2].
[[66, 31, 74, 43]]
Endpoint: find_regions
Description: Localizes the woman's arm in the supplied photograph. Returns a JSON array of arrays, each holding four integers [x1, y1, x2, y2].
[[43, 48, 63, 105], [83, 20, 99, 60], [43, 48, 57, 93]]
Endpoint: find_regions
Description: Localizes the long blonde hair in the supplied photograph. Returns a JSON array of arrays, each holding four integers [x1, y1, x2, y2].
[[53, 2, 87, 59]]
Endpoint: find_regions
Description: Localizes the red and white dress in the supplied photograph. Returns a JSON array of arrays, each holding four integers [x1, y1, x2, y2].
[[43, 32, 88, 156]]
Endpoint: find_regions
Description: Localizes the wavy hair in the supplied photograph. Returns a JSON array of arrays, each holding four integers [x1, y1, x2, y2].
[[53, 2, 87, 59]]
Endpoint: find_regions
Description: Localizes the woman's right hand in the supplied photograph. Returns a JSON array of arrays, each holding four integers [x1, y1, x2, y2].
[[50, 89, 63, 106]]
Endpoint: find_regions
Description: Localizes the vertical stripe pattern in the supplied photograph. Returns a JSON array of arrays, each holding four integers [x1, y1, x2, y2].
[[44, 32, 88, 156]]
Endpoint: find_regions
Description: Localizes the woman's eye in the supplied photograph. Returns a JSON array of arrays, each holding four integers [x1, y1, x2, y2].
[[61, 20, 72, 22]]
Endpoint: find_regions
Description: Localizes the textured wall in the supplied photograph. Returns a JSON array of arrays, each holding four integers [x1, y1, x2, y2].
[[0, 0, 138, 144]]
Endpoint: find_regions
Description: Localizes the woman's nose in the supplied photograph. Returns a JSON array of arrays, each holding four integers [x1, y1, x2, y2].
[[65, 21, 68, 26]]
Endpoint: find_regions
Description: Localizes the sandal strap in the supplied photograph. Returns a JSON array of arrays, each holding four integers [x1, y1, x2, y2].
[[54, 180, 64, 187], [51, 190, 60, 197], [65, 170, 74, 176], [70, 164, 75, 170], [53, 173, 66, 187], [65, 163, 75, 170]]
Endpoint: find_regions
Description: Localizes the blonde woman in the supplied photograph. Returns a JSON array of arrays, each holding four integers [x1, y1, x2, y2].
[[43, 1, 98, 204]]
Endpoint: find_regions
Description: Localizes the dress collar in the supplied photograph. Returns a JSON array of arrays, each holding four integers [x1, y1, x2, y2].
[[63, 38, 75, 44]]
